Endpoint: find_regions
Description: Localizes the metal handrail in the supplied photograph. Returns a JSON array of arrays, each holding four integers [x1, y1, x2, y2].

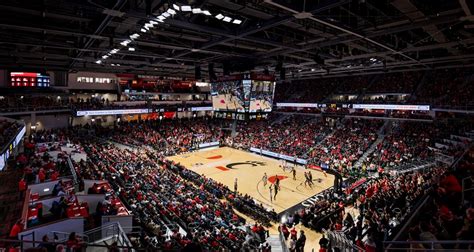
[[19, 231, 35, 251], [66, 157, 79, 191], [50, 231, 89, 243], [384, 240, 474, 251]]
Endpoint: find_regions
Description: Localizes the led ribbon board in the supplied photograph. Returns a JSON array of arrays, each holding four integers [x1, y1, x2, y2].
[[352, 104, 430, 111], [76, 109, 150, 116]]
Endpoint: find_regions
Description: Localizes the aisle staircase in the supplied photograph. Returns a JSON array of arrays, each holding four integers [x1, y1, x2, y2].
[[353, 121, 391, 168], [266, 234, 285, 252], [354, 135, 385, 168]]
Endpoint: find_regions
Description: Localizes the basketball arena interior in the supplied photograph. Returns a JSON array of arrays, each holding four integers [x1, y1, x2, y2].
[[0, 0, 474, 251]]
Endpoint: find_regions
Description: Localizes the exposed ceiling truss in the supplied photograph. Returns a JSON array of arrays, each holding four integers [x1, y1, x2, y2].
[[0, 0, 472, 79]]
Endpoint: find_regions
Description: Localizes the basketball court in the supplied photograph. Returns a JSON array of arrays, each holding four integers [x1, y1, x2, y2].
[[250, 99, 272, 112], [212, 94, 245, 111], [167, 147, 334, 213]]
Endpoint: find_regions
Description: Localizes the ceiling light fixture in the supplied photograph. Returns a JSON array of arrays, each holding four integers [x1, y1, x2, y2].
[[223, 16, 232, 22], [102, 55, 109, 59], [149, 20, 158, 25], [167, 9, 176, 15], [128, 47, 135, 51], [232, 19, 242, 24], [202, 10, 211, 16], [130, 33, 140, 39], [120, 40, 131, 46], [95, 60, 102, 64], [140, 28, 147, 32], [215, 14, 224, 20], [162, 12, 171, 17], [173, 4, 180, 11], [192, 8, 202, 14], [181, 6, 192, 11]]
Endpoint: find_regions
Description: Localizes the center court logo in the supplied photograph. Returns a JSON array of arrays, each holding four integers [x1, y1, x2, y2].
[[225, 160, 266, 169]]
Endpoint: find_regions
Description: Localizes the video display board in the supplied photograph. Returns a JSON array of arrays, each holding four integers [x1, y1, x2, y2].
[[210, 80, 249, 112], [10, 72, 50, 87], [250, 80, 275, 112], [210, 73, 275, 113]]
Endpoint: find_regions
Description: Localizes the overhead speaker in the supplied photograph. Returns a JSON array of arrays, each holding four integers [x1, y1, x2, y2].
[[313, 54, 324, 65], [280, 67, 286, 80], [264, 67, 269, 75], [208, 63, 216, 81], [195, 65, 201, 80], [275, 61, 282, 72], [223, 62, 230, 76]]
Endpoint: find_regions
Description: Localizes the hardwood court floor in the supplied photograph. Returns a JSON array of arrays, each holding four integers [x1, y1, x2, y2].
[[212, 94, 245, 111], [250, 99, 272, 112], [168, 147, 334, 213]]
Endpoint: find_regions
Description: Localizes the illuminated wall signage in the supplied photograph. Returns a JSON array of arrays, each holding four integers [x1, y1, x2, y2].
[[352, 104, 430, 111], [0, 153, 5, 171], [14, 126, 26, 146], [10, 72, 50, 87], [76, 109, 150, 116], [190, 106, 213, 111], [198, 141, 220, 149], [276, 103, 319, 108], [249, 147, 307, 165]]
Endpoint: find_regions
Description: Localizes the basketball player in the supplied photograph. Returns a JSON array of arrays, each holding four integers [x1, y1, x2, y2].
[[308, 171, 314, 186], [269, 184, 273, 203], [275, 175, 280, 190], [234, 178, 238, 193], [304, 172, 310, 187], [262, 173, 268, 186], [291, 167, 297, 180], [273, 183, 279, 200]]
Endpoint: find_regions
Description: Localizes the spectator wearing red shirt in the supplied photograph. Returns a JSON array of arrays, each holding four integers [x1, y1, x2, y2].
[[9, 219, 24, 239], [38, 168, 46, 183], [280, 224, 289, 240], [50, 171, 59, 181], [66, 232, 82, 251], [18, 178, 26, 198], [290, 227, 297, 240]]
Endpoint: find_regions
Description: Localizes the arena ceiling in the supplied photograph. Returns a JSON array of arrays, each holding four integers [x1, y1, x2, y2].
[[0, 0, 473, 79]]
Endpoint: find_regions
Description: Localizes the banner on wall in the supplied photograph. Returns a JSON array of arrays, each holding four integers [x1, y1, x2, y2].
[[249, 147, 307, 165]]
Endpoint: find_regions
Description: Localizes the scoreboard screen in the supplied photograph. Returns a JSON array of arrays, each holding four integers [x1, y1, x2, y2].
[[210, 73, 275, 113], [210, 80, 249, 112], [10, 72, 50, 87], [250, 80, 275, 112]]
